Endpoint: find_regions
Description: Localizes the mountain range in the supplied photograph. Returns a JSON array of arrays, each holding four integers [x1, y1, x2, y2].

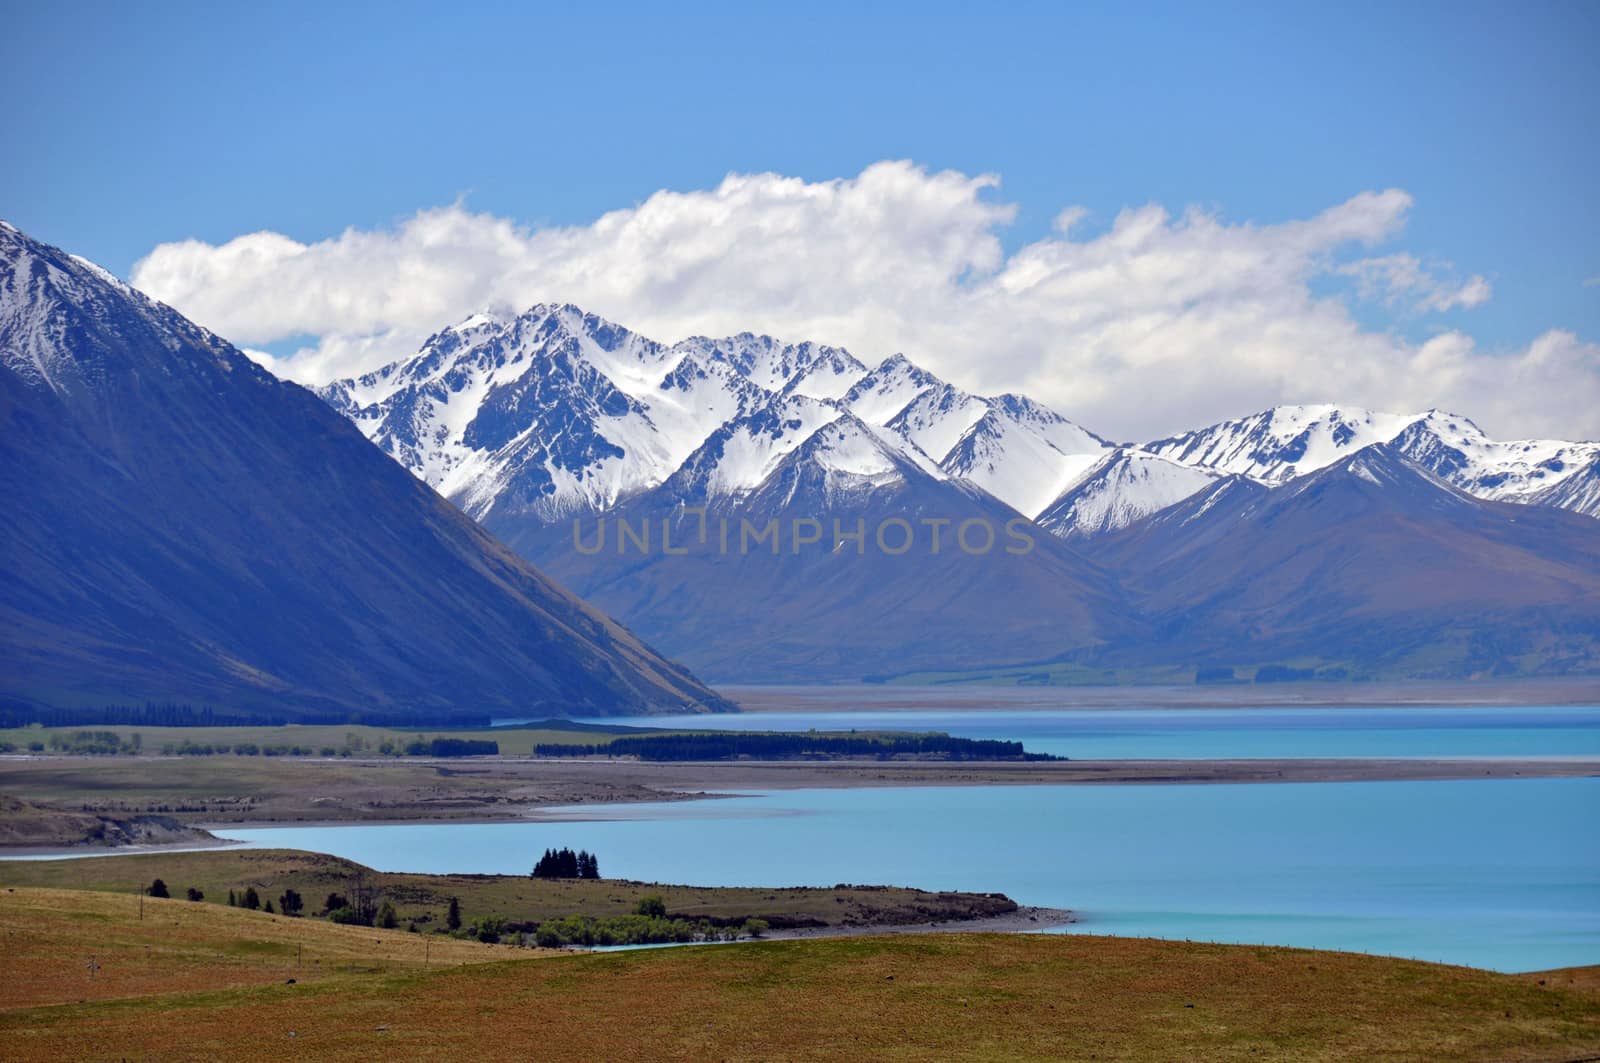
[[0, 223, 729, 721], [321, 305, 1600, 535], [317, 303, 1599, 682], [4, 220, 1595, 702]]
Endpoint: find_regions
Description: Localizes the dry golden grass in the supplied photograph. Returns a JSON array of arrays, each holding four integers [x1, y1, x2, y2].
[[1, 887, 1596, 1062], [1520, 964, 1600, 999], [0, 887, 543, 1010]]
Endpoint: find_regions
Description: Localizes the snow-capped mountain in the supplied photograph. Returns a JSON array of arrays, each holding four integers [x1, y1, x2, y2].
[[1079, 444, 1600, 677], [1035, 449, 1221, 539], [319, 304, 1107, 525], [654, 392, 853, 504], [0, 224, 726, 721], [1145, 404, 1600, 517], [1144, 405, 1420, 483], [937, 395, 1110, 519], [318, 305, 721, 522], [1386, 413, 1600, 514], [321, 308, 1598, 563]]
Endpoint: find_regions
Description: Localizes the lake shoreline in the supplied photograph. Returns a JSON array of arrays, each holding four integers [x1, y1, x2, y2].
[[718, 677, 1600, 711], [753, 904, 1076, 942], [3, 754, 1597, 856]]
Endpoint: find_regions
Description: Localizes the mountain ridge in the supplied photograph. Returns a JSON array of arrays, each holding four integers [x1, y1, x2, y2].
[[320, 304, 1600, 538], [0, 225, 730, 720]]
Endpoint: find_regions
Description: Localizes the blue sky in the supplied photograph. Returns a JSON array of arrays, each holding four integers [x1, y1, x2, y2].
[[6, 1, 1598, 437]]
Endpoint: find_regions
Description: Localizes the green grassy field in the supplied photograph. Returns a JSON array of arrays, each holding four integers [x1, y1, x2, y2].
[[1, 886, 1595, 1062], [0, 848, 1020, 932]]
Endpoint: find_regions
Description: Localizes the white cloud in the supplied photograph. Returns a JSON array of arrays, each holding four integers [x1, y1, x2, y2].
[[1337, 253, 1492, 313], [131, 161, 1600, 441]]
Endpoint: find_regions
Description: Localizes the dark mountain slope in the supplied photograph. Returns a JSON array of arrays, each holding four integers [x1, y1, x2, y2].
[[1081, 446, 1600, 677], [0, 222, 728, 720], [508, 414, 1137, 682]]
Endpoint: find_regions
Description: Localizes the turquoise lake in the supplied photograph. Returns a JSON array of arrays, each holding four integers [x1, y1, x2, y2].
[[539, 704, 1600, 760], [214, 777, 1600, 973]]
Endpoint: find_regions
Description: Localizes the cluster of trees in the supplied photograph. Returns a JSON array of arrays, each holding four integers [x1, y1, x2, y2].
[[1254, 664, 1319, 683], [26, 730, 142, 755], [225, 886, 261, 910], [1197, 664, 1324, 684], [321, 874, 388, 926], [139, 872, 778, 950], [164, 740, 332, 757], [217, 885, 305, 917], [413, 738, 498, 757], [0, 702, 242, 728], [532, 848, 600, 879], [356, 737, 498, 757], [531, 896, 768, 947], [148, 878, 206, 902], [535, 732, 1052, 762]]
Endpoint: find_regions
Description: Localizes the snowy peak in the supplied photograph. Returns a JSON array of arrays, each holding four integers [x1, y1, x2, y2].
[[1388, 411, 1600, 515], [0, 220, 728, 719], [842, 353, 944, 424], [781, 346, 870, 400], [940, 395, 1111, 519], [1036, 449, 1220, 539], [320, 303, 688, 521], [744, 411, 934, 511], [0, 222, 249, 399], [316, 301, 1598, 536], [681, 333, 862, 394], [659, 393, 845, 503], [1144, 404, 1424, 483], [885, 381, 989, 463], [319, 304, 1106, 528], [1527, 451, 1600, 516], [1147, 403, 1600, 519]]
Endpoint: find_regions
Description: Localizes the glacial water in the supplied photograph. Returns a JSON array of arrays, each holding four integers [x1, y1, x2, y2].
[[536, 704, 1600, 760], [213, 777, 1600, 973]]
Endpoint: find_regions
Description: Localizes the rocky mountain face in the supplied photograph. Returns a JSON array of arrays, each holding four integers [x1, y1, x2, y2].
[[0, 223, 729, 721], [316, 306, 1116, 526]]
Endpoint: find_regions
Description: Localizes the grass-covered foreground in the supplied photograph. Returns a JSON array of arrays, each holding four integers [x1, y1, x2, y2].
[[1, 887, 1596, 1061]]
